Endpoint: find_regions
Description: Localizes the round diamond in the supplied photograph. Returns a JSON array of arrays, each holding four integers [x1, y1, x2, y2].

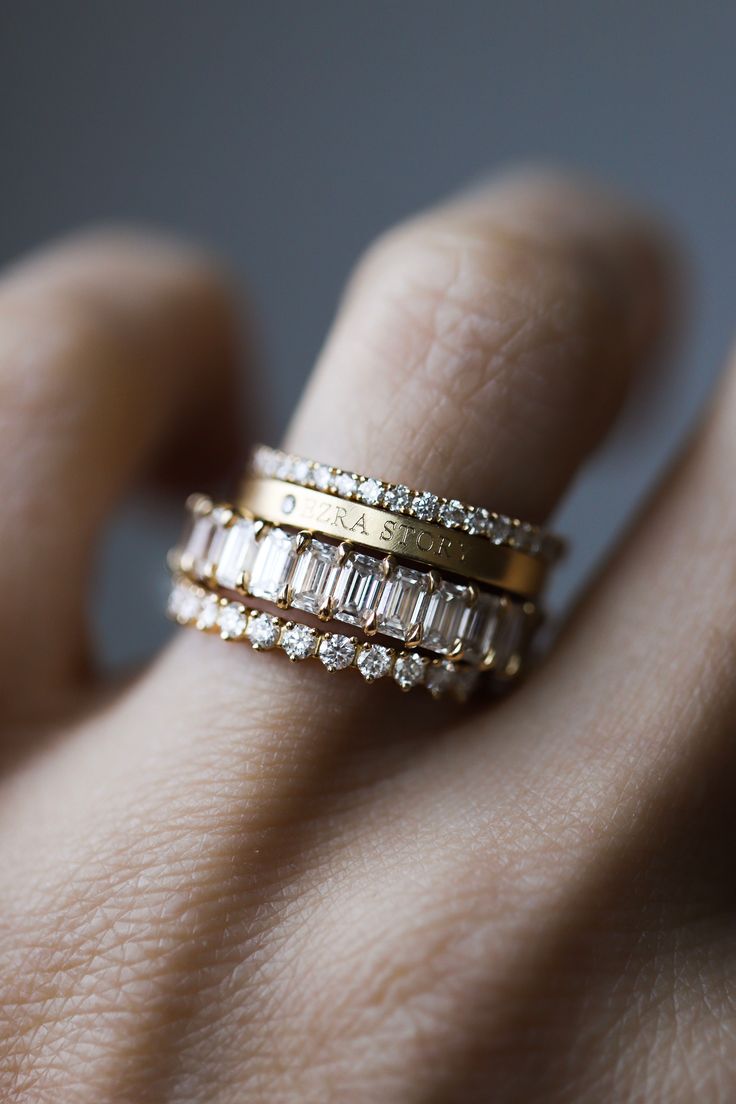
[[291, 458, 311, 484], [467, 506, 491, 536], [334, 471, 359, 498], [246, 612, 281, 649], [382, 484, 411, 512], [281, 494, 296, 515], [318, 633, 357, 671], [311, 464, 332, 491], [425, 660, 455, 697], [281, 622, 317, 661], [276, 454, 295, 480], [176, 588, 202, 623], [254, 446, 278, 476], [197, 595, 220, 630], [490, 515, 512, 546], [411, 491, 439, 522], [358, 477, 383, 506], [218, 603, 248, 639], [394, 652, 426, 690], [438, 499, 467, 528], [356, 644, 392, 681]]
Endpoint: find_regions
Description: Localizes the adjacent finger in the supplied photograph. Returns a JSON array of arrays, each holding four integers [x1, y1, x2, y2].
[[0, 231, 242, 716]]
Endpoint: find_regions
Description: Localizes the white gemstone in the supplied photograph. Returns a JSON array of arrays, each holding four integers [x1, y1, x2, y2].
[[290, 539, 340, 615], [254, 446, 278, 476], [358, 477, 383, 506], [197, 594, 220, 630], [425, 660, 455, 697], [246, 612, 281, 649], [411, 491, 439, 522], [493, 601, 525, 671], [281, 622, 317, 660], [167, 583, 188, 620], [214, 519, 256, 588], [218, 603, 248, 639], [394, 652, 426, 690], [421, 580, 470, 654], [375, 565, 429, 640], [318, 634, 357, 671], [334, 471, 358, 497], [312, 464, 332, 490], [490, 515, 512, 545], [276, 454, 295, 480], [438, 499, 467, 528], [333, 553, 383, 627], [292, 458, 311, 484], [176, 587, 202, 623], [459, 593, 499, 664], [467, 506, 490, 536], [182, 514, 216, 576], [382, 484, 411, 512], [356, 644, 392, 681], [281, 494, 296, 515], [249, 528, 297, 601]]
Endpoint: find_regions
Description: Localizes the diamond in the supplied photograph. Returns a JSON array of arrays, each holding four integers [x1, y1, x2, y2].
[[438, 499, 467, 528], [254, 446, 278, 476], [312, 464, 332, 490], [249, 528, 297, 601], [375, 565, 429, 640], [334, 471, 359, 498], [181, 514, 216, 577], [215, 519, 256, 589], [333, 553, 383, 627], [218, 603, 248, 638], [318, 633, 357, 671], [276, 454, 295, 480], [358, 477, 383, 506], [493, 601, 525, 672], [356, 644, 392, 681], [281, 622, 317, 660], [466, 506, 490, 536], [281, 494, 296, 515], [176, 587, 202, 623], [394, 652, 426, 690], [292, 458, 311, 483], [291, 539, 340, 614], [382, 484, 411, 512], [454, 667, 479, 702], [425, 660, 455, 697], [197, 594, 220, 630], [490, 515, 512, 546], [246, 612, 281, 649], [411, 491, 439, 522], [458, 593, 499, 664], [422, 580, 470, 654]]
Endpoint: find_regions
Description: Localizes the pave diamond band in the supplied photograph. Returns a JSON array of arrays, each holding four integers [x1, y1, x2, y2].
[[239, 478, 547, 599], [251, 445, 565, 563], [168, 576, 481, 699], [171, 495, 535, 673]]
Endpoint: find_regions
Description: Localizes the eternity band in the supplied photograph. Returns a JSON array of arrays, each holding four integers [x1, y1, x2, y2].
[[251, 445, 565, 563]]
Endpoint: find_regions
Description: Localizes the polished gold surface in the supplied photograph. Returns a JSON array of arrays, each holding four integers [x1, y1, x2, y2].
[[238, 477, 547, 598]]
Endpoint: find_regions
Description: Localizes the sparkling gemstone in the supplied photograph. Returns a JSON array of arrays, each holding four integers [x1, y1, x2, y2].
[[356, 644, 392, 681], [254, 446, 278, 476], [246, 612, 281, 649], [176, 587, 202, 623], [197, 594, 220, 630], [394, 652, 426, 690], [411, 491, 439, 522], [425, 660, 455, 697], [334, 471, 358, 498], [438, 499, 467, 528], [218, 603, 248, 639], [422, 580, 470, 654], [214, 519, 256, 589], [281, 622, 317, 660], [358, 477, 383, 506], [493, 601, 525, 672], [276, 454, 295, 480], [514, 523, 540, 555], [466, 506, 490, 536], [375, 565, 429, 640], [318, 633, 357, 671], [490, 515, 513, 545], [167, 583, 189, 620], [292, 458, 311, 484], [290, 539, 340, 614], [459, 593, 499, 664], [333, 553, 383, 627], [249, 529, 297, 601], [311, 464, 332, 490], [182, 514, 216, 576], [281, 494, 296, 515], [382, 484, 411, 512]]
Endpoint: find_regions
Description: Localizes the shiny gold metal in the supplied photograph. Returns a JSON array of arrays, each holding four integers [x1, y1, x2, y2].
[[405, 622, 423, 648], [464, 582, 479, 606], [318, 596, 336, 621], [239, 478, 547, 599], [336, 540, 354, 565], [427, 569, 442, 594], [295, 530, 313, 554], [187, 493, 212, 517], [363, 610, 379, 636], [448, 638, 465, 660], [276, 583, 293, 610], [381, 553, 396, 578]]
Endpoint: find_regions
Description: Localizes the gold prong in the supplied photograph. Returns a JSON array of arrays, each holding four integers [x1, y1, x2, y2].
[[276, 583, 293, 610], [448, 638, 465, 660], [167, 548, 182, 573], [504, 653, 522, 679], [253, 520, 271, 541], [363, 610, 378, 636], [381, 554, 396, 578], [336, 540, 354, 565], [481, 647, 497, 671], [187, 493, 212, 517], [427, 569, 442, 594], [498, 594, 510, 613], [522, 600, 536, 618], [464, 582, 479, 606], [204, 563, 218, 586], [178, 551, 195, 575], [295, 530, 313, 554], [317, 596, 336, 621], [405, 622, 423, 648], [235, 570, 250, 593], [223, 508, 239, 528]]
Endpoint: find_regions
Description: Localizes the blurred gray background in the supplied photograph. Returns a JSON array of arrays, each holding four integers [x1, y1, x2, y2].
[[1, 1, 733, 664]]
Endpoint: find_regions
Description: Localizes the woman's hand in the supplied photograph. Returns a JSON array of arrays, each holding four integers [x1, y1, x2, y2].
[[2, 169, 734, 1104]]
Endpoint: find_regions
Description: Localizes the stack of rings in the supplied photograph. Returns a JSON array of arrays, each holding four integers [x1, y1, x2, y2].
[[167, 445, 565, 700]]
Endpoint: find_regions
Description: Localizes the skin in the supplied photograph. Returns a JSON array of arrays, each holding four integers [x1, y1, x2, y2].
[[0, 168, 734, 1103]]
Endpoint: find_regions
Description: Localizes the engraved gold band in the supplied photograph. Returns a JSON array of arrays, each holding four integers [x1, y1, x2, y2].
[[168, 575, 484, 699], [251, 445, 565, 563], [238, 477, 547, 599]]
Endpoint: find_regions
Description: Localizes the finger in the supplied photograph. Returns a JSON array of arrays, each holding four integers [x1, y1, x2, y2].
[[0, 231, 242, 716]]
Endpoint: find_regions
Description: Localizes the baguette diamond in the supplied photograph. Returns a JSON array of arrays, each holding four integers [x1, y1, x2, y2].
[[290, 539, 340, 615], [375, 565, 429, 640], [249, 529, 297, 601], [333, 553, 383, 627], [215, 518, 257, 588]]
